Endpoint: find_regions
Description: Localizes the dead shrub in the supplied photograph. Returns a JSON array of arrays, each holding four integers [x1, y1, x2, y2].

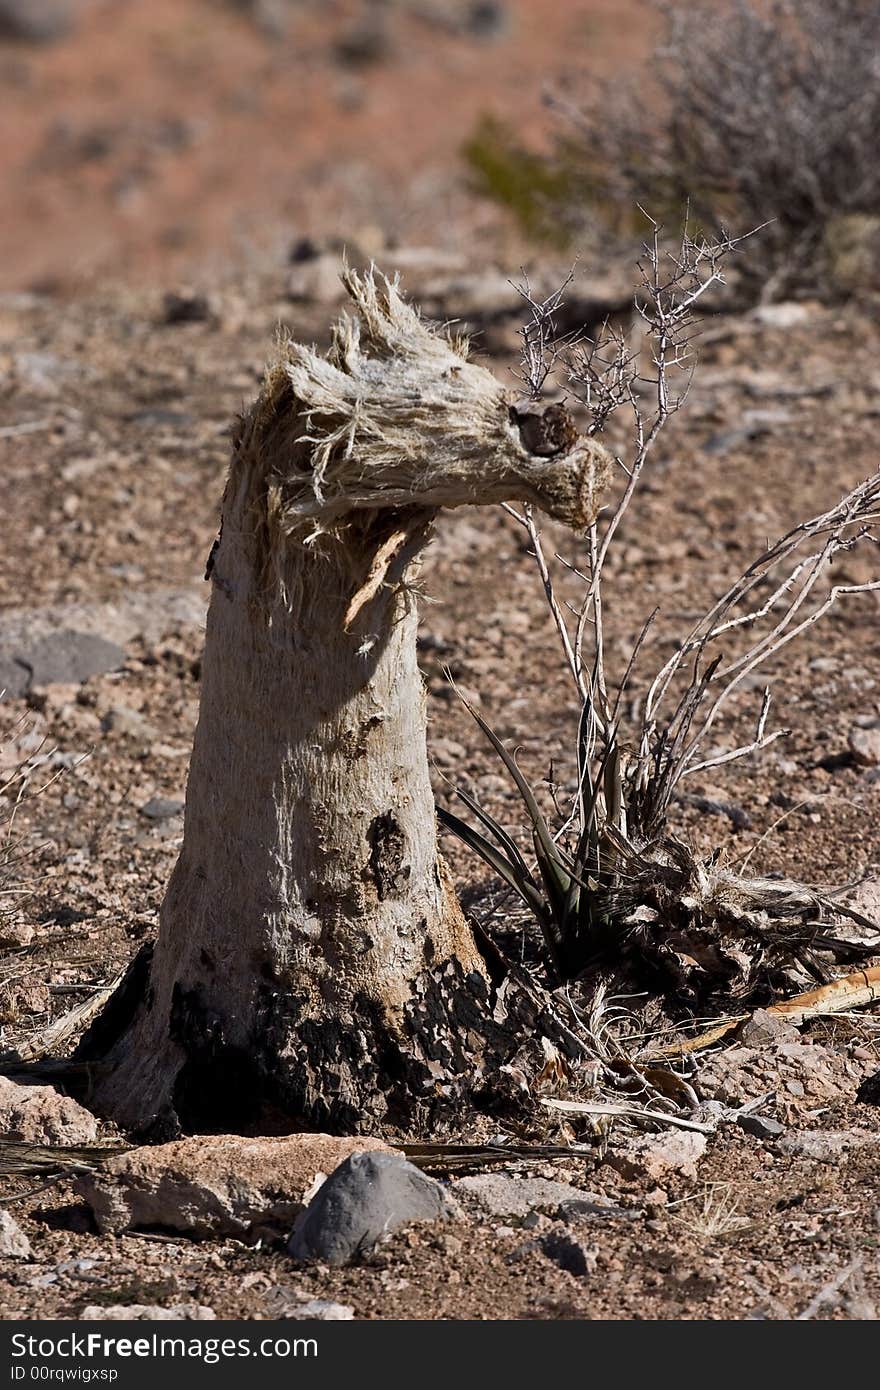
[[440, 218, 880, 1008], [468, 0, 880, 298]]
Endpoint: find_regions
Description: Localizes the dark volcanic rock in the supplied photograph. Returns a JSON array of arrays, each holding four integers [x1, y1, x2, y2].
[[537, 1229, 598, 1276], [289, 1151, 458, 1266], [737, 1113, 786, 1140]]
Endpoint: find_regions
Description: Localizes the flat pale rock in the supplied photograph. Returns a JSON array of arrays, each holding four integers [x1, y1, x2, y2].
[[103, 706, 162, 742], [699, 1041, 842, 1105], [608, 1131, 708, 1182], [452, 1173, 613, 1220], [0, 591, 205, 686], [0, 923, 35, 948], [418, 269, 630, 338], [843, 879, 880, 925], [775, 1129, 878, 1162], [739, 1009, 801, 1047], [75, 1133, 398, 1237], [23, 631, 125, 689], [774, 1043, 844, 1101], [289, 1151, 457, 1266], [751, 302, 814, 330], [79, 1305, 215, 1321], [0, 1076, 98, 1146], [264, 1287, 354, 1320], [287, 255, 348, 305], [282, 1299, 354, 1321], [0, 1210, 31, 1259]]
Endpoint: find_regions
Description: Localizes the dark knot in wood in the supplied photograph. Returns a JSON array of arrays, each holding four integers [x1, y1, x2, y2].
[[510, 402, 580, 458]]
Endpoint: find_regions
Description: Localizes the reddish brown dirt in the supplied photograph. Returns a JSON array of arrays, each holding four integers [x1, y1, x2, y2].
[[0, 0, 879, 1324], [0, 271, 878, 1321], [0, 0, 652, 294]]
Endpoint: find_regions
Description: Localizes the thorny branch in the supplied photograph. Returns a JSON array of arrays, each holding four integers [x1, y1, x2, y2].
[[443, 213, 880, 1014], [509, 216, 880, 844], [511, 267, 576, 400]]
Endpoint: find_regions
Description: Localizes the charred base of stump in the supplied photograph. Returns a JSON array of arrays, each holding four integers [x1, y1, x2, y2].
[[74, 951, 523, 1140]]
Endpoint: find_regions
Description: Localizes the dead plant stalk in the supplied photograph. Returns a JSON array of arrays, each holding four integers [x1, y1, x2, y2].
[[442, 216, 880, 1000]]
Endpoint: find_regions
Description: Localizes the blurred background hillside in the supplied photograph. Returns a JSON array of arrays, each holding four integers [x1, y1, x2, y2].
[[0, 0, 652, 293]]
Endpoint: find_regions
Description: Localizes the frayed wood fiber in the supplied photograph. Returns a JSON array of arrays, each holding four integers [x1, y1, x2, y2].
[[232, 265, 611, 565]]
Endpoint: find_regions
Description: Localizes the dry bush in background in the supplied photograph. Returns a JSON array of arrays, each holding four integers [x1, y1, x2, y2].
[[468, 0, 880, 298], [441, 217, 880, 1009]]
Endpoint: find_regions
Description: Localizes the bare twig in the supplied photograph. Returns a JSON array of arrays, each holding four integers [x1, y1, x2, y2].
[[797, 1259, 864, 1320], [511, 267, 576, 400], [0, 421, 52, 440], [539, 1096, 716, 1134]]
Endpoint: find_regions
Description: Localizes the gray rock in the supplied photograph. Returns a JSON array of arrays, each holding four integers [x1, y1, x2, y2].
[[775, 1130, 878, 1162], [0, 1210, 31, 1259], [842, 878, 880, 927], [264, 1287, 354, 1320], [289, 1151, 457, 1266], [12, 351, 80, 396], [284, 1299, 354, 1320], [775, 1043, 843, 1100], [737, 1113, 785, 1140], [102, 706, 161, 742], [0, 0, 75, 43], [750, 302, 814, 330], [0, 1076, 97, 1146], [79, 1305, 215, 1321], [417, 268, 631, 347], [848, 724, 880, 768], [452, 1172, 610, 1220], [287, 255, 347, 306], [466, 2, 508, 38], [557, 1195, 638, 1223], [139, 797, 185, 822], [334, 17, 393, 67], [699, 1041, 842, 1106], [16, 631, 125, 689], [55, 1258, 97, 1276], [0, 591, 205, 688], [739, 1009, 801, 1047], [704, 426, 763, 457], [0, 655, 30, 699], [537, 1229, 597, 1277], [76, 1133, 397, 1238], [608, 1131, 708, 1182], [233, 0, 294, 39], [0, 922, 35, 948]]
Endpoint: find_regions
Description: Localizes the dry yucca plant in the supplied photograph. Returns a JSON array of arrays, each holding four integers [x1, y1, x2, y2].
[[440, 216, 880, 1008]]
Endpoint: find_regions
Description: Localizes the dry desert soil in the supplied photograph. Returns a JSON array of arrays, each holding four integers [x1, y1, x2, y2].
[[0, 0, 878, 1322]]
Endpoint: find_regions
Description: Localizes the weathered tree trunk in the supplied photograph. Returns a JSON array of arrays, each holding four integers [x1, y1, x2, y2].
[[83, 270, 610, 1136]]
